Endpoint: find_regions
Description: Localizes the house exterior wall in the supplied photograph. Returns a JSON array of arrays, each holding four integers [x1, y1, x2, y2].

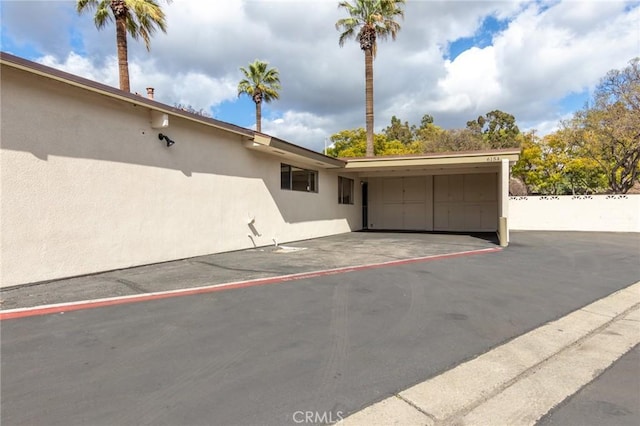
[[509, 195, 640, 232], [0, 66, 361, 287]]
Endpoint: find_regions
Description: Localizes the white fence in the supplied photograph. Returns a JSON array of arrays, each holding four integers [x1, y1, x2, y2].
[[509, 195, 640, 232]]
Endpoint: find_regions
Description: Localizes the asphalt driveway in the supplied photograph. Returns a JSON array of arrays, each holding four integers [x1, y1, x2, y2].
[[1, 231, 497, 310], [1, 231, 638, 425]]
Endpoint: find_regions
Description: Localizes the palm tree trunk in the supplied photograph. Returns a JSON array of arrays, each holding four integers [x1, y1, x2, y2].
[[115, 15, 130, 92], [364, 48, 374, 157], [255, 101, 262, 132]]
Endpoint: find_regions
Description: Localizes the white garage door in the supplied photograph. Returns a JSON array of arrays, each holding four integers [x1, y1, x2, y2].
[[368, 176, 433, 231], [433, 173, 497, 232], [366, 173, 497, 232]]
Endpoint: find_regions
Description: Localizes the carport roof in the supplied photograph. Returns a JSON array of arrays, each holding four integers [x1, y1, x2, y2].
[[341, 148, 520, 173]]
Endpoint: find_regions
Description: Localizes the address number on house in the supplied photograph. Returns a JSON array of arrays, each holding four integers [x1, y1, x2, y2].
[[486, 156, 501, 162]]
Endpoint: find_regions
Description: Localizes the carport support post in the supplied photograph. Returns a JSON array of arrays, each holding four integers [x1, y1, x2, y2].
[[498, 158, 510, 246]]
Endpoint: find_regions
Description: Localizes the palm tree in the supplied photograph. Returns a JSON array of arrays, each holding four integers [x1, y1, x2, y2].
[[336, 0, 405, 157], [77, 0, 171, 92], [237, 60, 282, 133]]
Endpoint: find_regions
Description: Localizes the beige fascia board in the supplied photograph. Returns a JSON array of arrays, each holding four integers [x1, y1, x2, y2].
[[252, 133, 272, 146], [269, 138, 345, 169], [358, 165, 501, 178], [243, 133, 345, 169], [0, 54, 254, 139], [344, 152, 520, 171]]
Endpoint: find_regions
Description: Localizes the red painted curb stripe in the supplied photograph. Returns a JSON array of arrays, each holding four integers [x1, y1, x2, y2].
[[0, 247, 501, 320]]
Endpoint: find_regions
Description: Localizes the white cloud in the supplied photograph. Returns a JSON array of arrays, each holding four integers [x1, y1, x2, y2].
[[392, 0, 640, 131], [140, 67, 237, 110], [434, 46, 501, 113], [262, 110, 335, 152], [38, 52, 119, 87]]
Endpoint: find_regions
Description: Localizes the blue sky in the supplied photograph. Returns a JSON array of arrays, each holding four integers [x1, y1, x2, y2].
[[1, 0, 638, 152], [448, 15, 510, 60]]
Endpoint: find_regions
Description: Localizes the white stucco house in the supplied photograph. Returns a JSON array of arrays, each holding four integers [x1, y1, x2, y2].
[[0, 52, 520, 288]]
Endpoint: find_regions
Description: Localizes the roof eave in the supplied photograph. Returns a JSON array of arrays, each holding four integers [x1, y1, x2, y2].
[[0, 52, 254, 138], [343, 149, 521, 172], [244, 133, 345, 169]]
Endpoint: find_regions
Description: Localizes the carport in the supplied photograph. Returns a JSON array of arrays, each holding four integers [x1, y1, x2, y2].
[[343, 149, 520, 245]]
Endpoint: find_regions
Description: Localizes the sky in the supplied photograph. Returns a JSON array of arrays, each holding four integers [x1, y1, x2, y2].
[[1, 0, 639, 153]]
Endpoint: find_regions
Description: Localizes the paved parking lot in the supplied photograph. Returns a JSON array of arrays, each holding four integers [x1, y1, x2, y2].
[[1, 231, 498, 310], [1, 231, 638, 425]]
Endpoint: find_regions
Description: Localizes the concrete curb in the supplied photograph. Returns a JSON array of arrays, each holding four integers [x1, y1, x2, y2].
[[339, 281, 640, 426]]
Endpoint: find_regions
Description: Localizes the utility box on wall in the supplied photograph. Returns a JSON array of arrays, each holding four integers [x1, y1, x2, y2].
[[150, 110, 169, 129]]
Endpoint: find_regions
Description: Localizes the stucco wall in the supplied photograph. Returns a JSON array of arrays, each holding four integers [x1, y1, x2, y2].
[[1, 66, 361, 287], [509, 195, 640, 232]]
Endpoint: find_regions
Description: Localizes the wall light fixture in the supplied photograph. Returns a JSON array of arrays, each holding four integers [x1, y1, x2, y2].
[[158, 133, 175, 147]]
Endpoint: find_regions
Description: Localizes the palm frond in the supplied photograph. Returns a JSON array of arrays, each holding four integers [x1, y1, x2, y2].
[[76, 0, 170, 48], [336, 0, 405, 55], [237, 60, 281, 103]]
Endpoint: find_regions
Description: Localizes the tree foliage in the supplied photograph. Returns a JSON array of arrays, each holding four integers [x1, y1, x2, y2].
[[417, 110, 521, 153], [564, 58, 640, 193], [328, 110, 523, 158], [383, 115, 413, 144], [421, 129, 483, 152], [512, 131, 608, 195], [336, 0, 406, 157], [326, 128, 421, 157], [466, 110, 521, 148], [237, 60, 281, 133], [77, 0, 171, 92], [511, 60, 639, 194]]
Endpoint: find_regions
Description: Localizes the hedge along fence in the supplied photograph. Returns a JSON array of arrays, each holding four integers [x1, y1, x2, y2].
[[509, 195, 640, 232]]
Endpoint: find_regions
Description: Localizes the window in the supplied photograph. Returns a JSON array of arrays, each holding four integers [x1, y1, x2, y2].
[[338, 176, 354, 204], [281, 163, 318, 193]]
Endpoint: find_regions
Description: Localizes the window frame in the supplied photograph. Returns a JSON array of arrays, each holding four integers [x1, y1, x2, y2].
[[338, 176, 355, 205], [281, 163, 318, 193]]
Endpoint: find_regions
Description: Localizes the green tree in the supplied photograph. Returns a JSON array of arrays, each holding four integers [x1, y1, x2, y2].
[[237, 60, 282, 133], [511, 132, 544, 193], [565, 58, 640, 193], [422, 128, 486, 153], [546, 130, 607, 194], [564, 156, 608, 194], [326, 128, 368, 157], [412, 114, 444, 148], [466, 115, 485, 135], [383, 115, 413, 145], [77, 0, 171, 92], [466, 110, 521, 149], [512, 130, 607, 195], [419, 114, 434, 127], [336, 0, 405, 157], [326, 128, 420, 157], [538, 132, 571, 194]]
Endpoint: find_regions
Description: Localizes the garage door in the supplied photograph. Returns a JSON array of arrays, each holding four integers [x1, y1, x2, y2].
[[367, 176, 433, 231], [433, 173, 497, 232], [366, 173, 497, 232]]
